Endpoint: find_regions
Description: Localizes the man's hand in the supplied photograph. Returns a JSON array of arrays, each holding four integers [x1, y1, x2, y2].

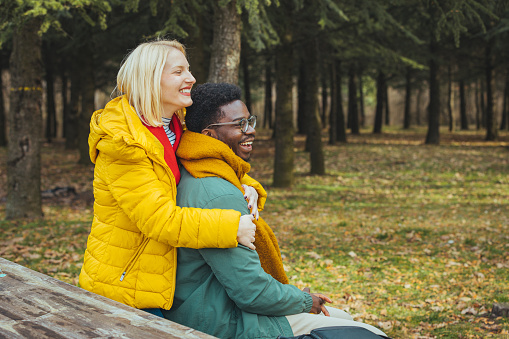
[[237, 214, 256, 250], [303, 287, 332, 316], [242, 184, 259, 220]]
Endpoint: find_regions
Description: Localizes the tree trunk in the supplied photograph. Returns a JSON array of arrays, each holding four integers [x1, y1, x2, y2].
[[447, 64, 454, 132], [207, 0, 241, 84], [317, 40, 328, 129], [403, 67, 411, 129], [321, 66, 328, 129], [0, 55, 7, 147], [297, 58, 307, 135], [459, 80, 469, 130], [358, 73, 365, 127], [501, 92, 507, 130], [416, 87, 422, 126], [329, 62, 337, 145], [425, 40, 440, 145], [273, 31, 294, 187], [240, 41, 252, 114], [485, 41, 498, 141], [43, 41, 57, 143], [66, 60, 80, 150], [77, 41, 95, 165], [384, 77, 390, 126], [303, 39, 324, 175], [334, 59, 347, 143], [501, 72, 509, 130], [348, 67, 359, 135], [263, 55, 273, 129], [6, 19, 43, 220], [475, 79, 481, 130], [480, 78, 486, 129], [61, 65, 70, 139], [188, 11, 209, 85], [373, 71, 385, 134]]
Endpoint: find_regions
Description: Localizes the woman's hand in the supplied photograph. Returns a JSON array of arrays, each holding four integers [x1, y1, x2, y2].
[[237, 214, 256, 250], [303, 287, 332, 316], [242, 184, 259, 220]]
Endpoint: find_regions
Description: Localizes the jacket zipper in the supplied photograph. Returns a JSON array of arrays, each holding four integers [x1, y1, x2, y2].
[[148, 153, 176, 189], [120, 237, 150, 281], [117, 142, 174, 282]]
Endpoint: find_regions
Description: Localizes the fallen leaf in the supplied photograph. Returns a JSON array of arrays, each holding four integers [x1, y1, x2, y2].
[[461, 307, 477, 315]]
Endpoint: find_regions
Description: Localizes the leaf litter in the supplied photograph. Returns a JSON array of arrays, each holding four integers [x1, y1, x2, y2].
[[0, 129, 508, 338]]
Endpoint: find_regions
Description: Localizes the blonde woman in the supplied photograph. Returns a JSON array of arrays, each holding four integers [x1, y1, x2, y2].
[[79, 39, 262, 312]]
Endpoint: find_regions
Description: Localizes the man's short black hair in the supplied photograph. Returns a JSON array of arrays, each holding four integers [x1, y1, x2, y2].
[[185, 83, 242, 133]]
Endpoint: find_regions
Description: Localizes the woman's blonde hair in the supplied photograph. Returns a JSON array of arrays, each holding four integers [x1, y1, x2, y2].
[[116, 39, 186, 127]]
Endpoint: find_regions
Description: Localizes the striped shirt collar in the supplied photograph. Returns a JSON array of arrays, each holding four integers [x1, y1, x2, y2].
[[162, 117, 172, 126]]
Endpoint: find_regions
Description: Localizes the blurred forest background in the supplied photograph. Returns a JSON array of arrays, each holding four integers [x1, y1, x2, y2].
[[0, 1, 508, 337], [1, 0, 509, 219]]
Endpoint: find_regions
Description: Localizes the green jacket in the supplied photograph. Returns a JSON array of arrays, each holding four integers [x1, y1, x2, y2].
[[162, 169, 313, 338]]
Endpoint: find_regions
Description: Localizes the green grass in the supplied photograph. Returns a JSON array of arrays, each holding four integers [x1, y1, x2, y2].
[[0, 128, 508, 338], [252, 128, 509, 338]]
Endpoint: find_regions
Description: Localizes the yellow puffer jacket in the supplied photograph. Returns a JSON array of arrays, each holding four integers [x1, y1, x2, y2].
[[79, 96, 263, 310]]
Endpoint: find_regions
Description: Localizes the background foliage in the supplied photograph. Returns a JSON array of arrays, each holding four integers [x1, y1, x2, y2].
[[1, 1, 509, 337]]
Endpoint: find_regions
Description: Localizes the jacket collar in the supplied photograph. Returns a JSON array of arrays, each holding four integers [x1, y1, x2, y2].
[[89, 95, 166, 164]]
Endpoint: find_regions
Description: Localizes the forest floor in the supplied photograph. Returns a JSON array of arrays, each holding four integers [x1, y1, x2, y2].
[[0, 126, 508, 338]]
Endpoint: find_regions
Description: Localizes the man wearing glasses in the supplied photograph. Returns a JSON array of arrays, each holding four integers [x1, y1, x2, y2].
[[162, 83, 387, 339]]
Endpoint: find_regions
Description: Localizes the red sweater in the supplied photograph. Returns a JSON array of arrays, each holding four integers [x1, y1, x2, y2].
[[144, 117, 183, 184]]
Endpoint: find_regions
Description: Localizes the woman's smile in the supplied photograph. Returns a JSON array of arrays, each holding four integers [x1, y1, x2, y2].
[[160, 49, 196, 118]]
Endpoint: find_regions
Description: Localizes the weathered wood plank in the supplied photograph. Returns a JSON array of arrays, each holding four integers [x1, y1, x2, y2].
[[0, 257, 215, 338]]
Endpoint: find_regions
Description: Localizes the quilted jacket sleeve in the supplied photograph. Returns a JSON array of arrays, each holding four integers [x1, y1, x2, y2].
[[99, 151, 240, 249], [240, 174, 267, 211], [198, 193, 312, 316], [202, 246, 313, 316]]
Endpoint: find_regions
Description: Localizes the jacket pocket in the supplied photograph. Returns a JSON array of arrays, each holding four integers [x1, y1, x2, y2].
[[120, 237, 150, 281]]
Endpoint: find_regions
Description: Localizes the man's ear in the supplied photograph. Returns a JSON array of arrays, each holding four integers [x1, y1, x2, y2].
[[201, 128, 217, 138]]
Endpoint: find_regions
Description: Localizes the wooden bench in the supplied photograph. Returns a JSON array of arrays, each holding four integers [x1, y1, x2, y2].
[[0, 257, 215, 338]]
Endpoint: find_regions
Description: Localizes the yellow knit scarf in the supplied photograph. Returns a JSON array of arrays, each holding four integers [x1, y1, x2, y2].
[[177, 131, 289, 284]]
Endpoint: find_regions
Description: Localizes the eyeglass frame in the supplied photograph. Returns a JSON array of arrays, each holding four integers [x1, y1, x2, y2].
[[205, 115, 257, 133]]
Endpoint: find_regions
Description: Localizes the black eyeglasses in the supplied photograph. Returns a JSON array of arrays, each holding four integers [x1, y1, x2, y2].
[[205, 115, 256, 133]]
